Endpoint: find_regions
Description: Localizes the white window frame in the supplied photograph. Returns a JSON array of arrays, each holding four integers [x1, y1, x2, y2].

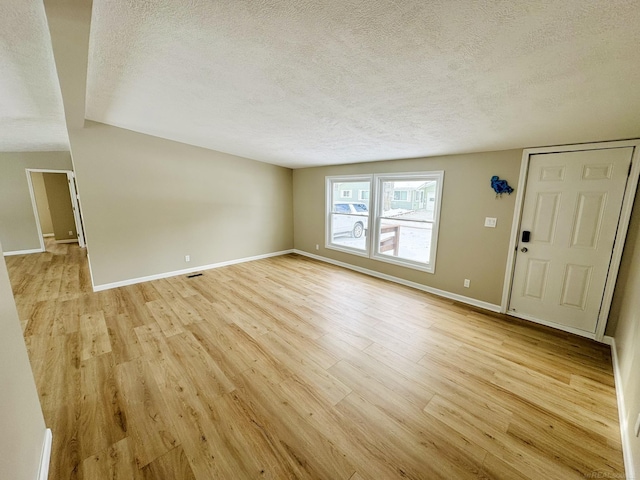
[[325, 175, 373, 257], [372, 171, 444, 273], [358, 190, 369, 201], [325, 171, 444, 273], [340, 190, 352, 198]]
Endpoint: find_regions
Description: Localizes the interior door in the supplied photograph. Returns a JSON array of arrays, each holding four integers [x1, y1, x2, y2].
[[509, 147, 633, 334], [66, 172, 86, 248]]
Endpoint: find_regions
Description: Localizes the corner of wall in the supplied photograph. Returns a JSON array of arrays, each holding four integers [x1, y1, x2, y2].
[[605, 335, 636, 480]]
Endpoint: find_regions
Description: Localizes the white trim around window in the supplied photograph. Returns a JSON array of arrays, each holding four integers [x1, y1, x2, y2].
[[372, 172, 444, 273], [325, 171, 444, 273], [325, 175, 373, 257]]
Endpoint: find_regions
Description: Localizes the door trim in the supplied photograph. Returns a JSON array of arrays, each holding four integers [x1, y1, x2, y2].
[[66, 172, 86, 248], [500, 139, 640, 341], [25, 170, 47, 253], [25, 169, 87, 250]]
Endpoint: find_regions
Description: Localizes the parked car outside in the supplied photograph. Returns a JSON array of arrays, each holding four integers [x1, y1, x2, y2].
[[332, 202, 368, 238]]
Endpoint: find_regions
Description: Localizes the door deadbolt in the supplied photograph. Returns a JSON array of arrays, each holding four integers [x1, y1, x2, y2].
[[521, 247, 528, 253]]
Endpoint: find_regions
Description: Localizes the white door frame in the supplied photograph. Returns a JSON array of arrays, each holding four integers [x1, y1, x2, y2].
[[25, 169, 86, 250], [66, 172, 86, 248], [501, 139, 640, 342]]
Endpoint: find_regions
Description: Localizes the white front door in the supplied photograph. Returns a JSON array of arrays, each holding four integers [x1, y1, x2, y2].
[[509, 147, 633, 334]]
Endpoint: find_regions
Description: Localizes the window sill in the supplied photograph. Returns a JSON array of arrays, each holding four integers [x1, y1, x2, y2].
[[325, 243, 370, 258], [371, 252, 435, 274], [325, 244, 435, 273]]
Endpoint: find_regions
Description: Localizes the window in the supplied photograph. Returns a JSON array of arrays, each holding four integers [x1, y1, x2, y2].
[[326, 171, 444, 272], [393, 191, 408, 201], [373, 172, 443, 272], [326, 176, 372, 256]]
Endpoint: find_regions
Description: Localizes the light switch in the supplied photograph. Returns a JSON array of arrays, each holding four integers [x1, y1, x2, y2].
[[484, 217, 497, 228]]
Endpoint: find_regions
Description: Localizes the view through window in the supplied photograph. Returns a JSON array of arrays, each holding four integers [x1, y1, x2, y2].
[[326, 177, 372, 255], [374, 175, 442, 271], [326, 172, 443, 272]]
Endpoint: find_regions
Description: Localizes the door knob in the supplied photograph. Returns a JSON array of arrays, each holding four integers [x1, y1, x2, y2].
[[521, 247, 528, 253]]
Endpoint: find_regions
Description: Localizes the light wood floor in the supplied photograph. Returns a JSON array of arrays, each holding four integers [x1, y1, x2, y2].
[[5, 240, 624, 479]]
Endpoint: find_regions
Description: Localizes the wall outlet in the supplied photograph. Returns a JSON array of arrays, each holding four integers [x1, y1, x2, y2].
[[185, 255, 190, 262], [484, 217, 497, 228], [634, 413, 640, 437], [464, 279, 470, 288], [68, 230, 74, 236], [315, 244, 319, 250]]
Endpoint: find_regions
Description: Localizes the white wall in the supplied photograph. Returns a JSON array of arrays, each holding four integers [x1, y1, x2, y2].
[[0, 242, 48, 480]]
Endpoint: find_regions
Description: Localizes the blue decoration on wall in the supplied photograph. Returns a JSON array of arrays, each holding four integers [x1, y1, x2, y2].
[[491, 176, 513, 197]]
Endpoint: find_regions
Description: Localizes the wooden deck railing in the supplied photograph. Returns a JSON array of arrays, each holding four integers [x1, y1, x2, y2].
[[379, 224, 400, 256]]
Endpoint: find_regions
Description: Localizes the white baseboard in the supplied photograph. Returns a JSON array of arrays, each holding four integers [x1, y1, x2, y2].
[[2, 248, 43, 257], [292, 249, 501, 313], [87, 252, 97, 292], [55, 239, 78, 244], [42, 233, 54, 238], [37, 428, 52, 480], [605, 335, 635, 480], [92, 249, 294, 292]]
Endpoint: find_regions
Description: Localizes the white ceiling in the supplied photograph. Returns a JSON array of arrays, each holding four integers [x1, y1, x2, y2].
[[84, 0, 640, 168], [7, 1, 640, 167], [0, 0, 69, 152]]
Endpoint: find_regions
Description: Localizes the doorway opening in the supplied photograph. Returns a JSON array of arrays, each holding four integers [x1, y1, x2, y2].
[[26, 169, 86, 252]]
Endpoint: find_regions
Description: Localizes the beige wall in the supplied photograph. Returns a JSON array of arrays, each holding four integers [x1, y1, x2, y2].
[[608, 191, 640, 335], [608, 190, 640, 477], [0, 242, 48, 480], [43, 172, 76, 241], [0, 152, 73, 253], [43, 0, 90, 131], [44, 0, 293, 288], [71, 122, 293, 287], [293, 149, 521, 306], [31, 172, 54, 235]]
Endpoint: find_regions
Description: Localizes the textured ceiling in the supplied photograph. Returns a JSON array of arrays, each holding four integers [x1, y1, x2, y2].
[[85, 0, 640, 168], [0, 0, 69, 152]]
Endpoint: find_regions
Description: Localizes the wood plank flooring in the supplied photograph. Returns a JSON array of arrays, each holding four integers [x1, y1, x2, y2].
[[5, 240, 624, 479]]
